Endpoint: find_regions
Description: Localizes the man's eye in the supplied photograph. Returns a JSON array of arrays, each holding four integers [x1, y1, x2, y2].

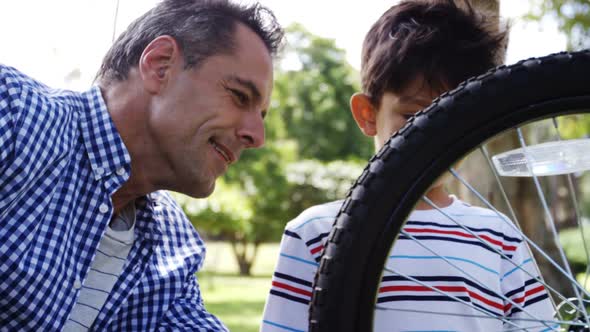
[[229, 88, 249, 105]]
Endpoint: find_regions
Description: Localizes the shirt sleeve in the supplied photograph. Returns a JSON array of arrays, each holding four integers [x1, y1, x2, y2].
[[261, 228, 319, 332], [0, 74, 22, 209], [157, 273, 229, 332], [501, 239, 556, 331], [0, 76, 17, 175]]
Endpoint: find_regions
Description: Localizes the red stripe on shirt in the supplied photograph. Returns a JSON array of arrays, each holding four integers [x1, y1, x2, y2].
[[504, 285, 546, 312], [272, 281, 312, 297], [310, 245, 323, 255]]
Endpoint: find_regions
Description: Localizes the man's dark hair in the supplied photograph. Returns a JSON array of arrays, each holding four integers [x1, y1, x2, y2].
[[97, 0, 284, 84], [361, 0, 508, 106]]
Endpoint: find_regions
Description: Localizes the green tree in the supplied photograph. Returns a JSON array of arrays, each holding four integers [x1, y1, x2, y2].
[[274, 23, 373, 162], [526, 0, 590, 50]]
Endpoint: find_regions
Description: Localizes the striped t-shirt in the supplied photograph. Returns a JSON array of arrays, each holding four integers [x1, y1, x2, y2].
[[63, 203, 136, 331], [261, 197, 555, 332]]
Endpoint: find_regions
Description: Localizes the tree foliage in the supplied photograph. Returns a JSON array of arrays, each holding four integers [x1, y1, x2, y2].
[[273, 23, 373, 162], [526, 0, 590, 50]]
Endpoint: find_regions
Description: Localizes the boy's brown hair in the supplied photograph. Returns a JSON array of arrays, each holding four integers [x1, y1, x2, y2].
[[361, 0, 508, 106]]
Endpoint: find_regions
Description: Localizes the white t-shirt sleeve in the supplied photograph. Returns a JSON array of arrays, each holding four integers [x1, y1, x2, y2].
[[261, 202, 340, 332], [261, 228, 317, 332]]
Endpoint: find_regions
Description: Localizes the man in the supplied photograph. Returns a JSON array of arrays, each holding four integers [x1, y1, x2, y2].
[[0, 0, 283, 330], [261, 1, 555, 331]]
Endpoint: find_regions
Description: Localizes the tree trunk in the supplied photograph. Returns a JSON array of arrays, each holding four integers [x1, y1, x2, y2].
[[230, 238, 260, 276]]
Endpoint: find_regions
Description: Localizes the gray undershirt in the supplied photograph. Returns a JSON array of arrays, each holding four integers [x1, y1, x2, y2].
[[63, 203, 136, 331]]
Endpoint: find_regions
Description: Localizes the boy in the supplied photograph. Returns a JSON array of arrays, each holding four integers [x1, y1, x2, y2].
[[261, 1, 555, 331]]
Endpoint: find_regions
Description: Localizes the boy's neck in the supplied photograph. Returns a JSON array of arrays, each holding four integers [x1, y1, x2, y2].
[[414, 185, 453, 210]]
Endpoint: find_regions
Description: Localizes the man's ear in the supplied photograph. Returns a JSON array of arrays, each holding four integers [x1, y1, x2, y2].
[[350, 92, 377, 137], [138, 35, 180, 94]]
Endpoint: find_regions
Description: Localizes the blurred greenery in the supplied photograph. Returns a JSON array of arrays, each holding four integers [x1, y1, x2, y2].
[[273, 24, 373, 161], [526, 0, 590, 50], [560, 225, 590, 275]]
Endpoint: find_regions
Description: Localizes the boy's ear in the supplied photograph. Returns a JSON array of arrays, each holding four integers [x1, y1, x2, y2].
[[350, 92, 377, 137]]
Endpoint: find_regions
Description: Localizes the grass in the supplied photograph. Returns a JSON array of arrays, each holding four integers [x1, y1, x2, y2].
[[197, 241, 280, 332]]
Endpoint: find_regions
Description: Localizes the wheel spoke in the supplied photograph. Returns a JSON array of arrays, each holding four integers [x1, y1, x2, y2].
[[424, 194, 578, 314], [386, 210, 560, 330], [380, 265, 521, 329], [449, 166, 590, 301], [515, 127, 590, 326], [481, 143, 563, 319], [551, 117, 590, 291], [378, 267, 571, 331], [480, 144, 520, 226]]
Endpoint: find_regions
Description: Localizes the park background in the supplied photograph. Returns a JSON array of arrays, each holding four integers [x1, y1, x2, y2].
[[1, 0, 588, 330]]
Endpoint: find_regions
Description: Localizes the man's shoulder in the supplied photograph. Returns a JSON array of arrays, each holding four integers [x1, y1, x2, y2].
[[0, 65, 26, 110], [0, 64, 83, 106], [0, 64, 25, 83], [285, 200, 343, 235], [1, 65, 48, 94]]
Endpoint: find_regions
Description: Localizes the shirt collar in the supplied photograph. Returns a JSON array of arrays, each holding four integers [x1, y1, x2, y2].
[[79, 86, 131, 190], [135, 194, 163, 244]]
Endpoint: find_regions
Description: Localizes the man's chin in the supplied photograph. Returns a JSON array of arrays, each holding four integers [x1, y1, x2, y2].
[[184, 181, 216, 199]]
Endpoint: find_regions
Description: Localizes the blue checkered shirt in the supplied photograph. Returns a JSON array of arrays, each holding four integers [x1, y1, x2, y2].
[[0, 65, 228, 331]]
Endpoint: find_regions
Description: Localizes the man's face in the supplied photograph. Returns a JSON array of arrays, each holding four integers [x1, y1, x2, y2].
[[375, 78, 439, 149], [146, 24, 274, 198]]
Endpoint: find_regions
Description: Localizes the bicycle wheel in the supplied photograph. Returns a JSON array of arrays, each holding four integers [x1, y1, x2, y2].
[[310, 50, 590, 331]]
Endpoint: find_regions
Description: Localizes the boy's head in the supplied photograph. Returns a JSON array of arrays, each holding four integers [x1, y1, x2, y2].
[[351, 0, 508, 149]]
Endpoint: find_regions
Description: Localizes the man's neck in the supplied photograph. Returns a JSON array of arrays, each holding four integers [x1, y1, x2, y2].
[[111, 190, 138, 215], [100, 74, 158, 215]]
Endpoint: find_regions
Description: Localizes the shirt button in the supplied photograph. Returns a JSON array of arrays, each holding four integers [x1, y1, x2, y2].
[[96, 167, 105, 175], [74, 277, 82, 290], [99, 204, 109, 214], [116, 167, 125, 176]]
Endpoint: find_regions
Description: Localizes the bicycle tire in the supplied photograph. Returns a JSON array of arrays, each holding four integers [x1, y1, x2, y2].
[[309, 50, 590, 331]]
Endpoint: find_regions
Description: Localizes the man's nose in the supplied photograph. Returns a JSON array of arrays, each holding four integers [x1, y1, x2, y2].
[[237, 112, 265, 148]]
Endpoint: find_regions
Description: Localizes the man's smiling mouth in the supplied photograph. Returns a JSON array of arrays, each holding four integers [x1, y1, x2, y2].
[[209, 138, 234, 164]]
